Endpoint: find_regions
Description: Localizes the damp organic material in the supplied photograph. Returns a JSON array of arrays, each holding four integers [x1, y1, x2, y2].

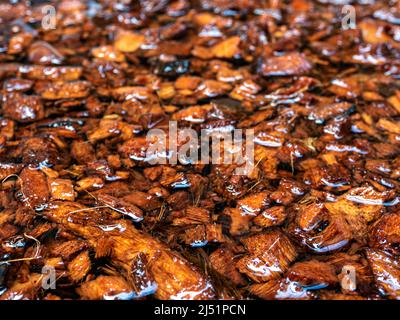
[[0, 0, 399, 300]]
